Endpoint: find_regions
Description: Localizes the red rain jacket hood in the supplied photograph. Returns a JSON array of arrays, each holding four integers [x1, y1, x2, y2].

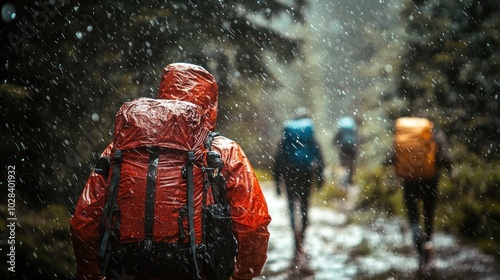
[[158, 63, 218, 131]]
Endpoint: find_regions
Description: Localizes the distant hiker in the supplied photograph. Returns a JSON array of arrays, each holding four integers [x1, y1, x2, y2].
[[384, 115, 456, 272], [333, 116, 359, 187], [70, 63, 271, 280], [272, 107, 324, 259]]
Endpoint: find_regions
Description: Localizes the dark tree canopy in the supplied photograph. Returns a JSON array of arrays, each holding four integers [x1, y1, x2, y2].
[[0, 0, 306, 208], [355, 0, 500, 257], [393, 0, 500, 158]]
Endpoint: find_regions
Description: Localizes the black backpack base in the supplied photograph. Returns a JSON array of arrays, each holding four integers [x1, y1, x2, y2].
[[106, 241, 205, 280], [105, 202, 238, 280], [204, 203, 238, 280]]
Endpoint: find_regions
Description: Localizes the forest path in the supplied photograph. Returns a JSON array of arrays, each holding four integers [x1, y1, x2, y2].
[[256, 180, 500, 280]]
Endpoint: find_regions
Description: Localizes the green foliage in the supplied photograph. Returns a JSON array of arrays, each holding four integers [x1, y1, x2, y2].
[[0, 0, 306, 208], [355, 166, 405, 217], [437, 160, 500, 255], [395, 0, 500, 157], [391, 0, 500, 253], [253, 168, 274, 183], [0, 204, 75, 279], [352, 160, 500, 255], [0, 1, 307, 277], [353, 0, 500, 256], [314, 180, 349, 205], [18, 204, 75, 278]]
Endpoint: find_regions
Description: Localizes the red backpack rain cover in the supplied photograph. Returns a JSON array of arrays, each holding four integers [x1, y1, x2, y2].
[[108, 97, 210, 243], [99, 97, 238, 279]]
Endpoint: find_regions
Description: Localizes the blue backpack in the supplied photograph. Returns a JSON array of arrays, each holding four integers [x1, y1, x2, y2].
[[336, 117, 357, 148], [282, 118, 315, 170]]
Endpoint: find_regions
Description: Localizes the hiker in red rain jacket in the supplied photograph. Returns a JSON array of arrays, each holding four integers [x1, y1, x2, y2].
[[70, 63, 272, 280]]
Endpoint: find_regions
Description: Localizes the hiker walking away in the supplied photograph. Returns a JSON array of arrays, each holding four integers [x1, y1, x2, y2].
[[272, 107, 324, 259], [384, 114, 456, 272], [70, 63, 272, 280], [333, 116, 359, 187]]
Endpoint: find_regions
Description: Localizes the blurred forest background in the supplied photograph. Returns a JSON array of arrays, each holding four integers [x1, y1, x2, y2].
[[0, 0, 499, 278]]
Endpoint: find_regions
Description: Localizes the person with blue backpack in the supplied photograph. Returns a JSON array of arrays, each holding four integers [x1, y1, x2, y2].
[[272, 107, 324, 266], [333, 116, 359, 187]]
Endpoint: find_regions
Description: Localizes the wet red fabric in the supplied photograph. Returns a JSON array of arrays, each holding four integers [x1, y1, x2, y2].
[[114, 98, 209, 152], [112, 148, 207, 243], [70, 63, 271, 280], [158, 63, 219, 131], [109, 97, 209, 243]]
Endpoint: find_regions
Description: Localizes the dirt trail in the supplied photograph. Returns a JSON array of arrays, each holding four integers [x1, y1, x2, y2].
[[256, 181, 500, 280]]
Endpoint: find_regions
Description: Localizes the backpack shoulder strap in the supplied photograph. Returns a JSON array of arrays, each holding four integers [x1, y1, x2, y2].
[[205, 131, 220, 151], [204, 132, 230, 207], [98, 149, 122, 273], [144, 146, 160, 250], [185, 150, 201, 279]]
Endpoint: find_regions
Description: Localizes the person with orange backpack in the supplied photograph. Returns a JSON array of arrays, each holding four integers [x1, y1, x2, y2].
[[384, 114, 456, 272], [70, 63, 271, 280]]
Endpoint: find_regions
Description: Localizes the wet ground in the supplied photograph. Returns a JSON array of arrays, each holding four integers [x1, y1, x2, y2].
[[256, 181, 500, 280]]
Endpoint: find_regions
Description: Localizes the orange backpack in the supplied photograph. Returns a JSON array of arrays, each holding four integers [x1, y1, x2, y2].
[[394, 117, 437, 180]]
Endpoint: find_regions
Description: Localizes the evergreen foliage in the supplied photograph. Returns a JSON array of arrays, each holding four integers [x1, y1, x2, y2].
[[396, 0, 500, 158], [0, 1, 306, 277], [0, 0, 306, 209], [355, 0, 500, 256]]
